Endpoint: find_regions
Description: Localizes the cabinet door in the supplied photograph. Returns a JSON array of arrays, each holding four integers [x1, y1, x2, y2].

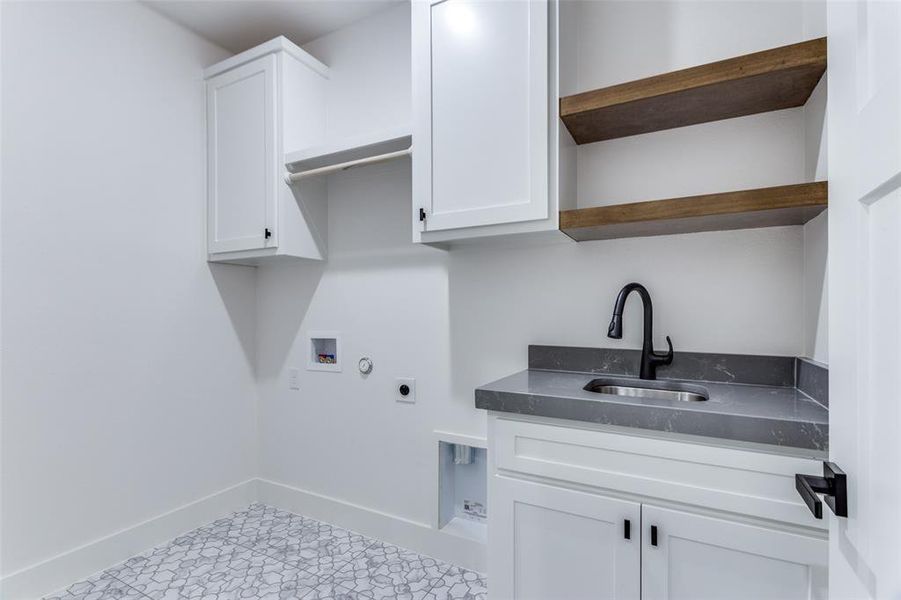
[[490, 476, 640, 600], [413, 0, 548, 233], [207, 55, 277, 254], [642, 505, 828, 600]]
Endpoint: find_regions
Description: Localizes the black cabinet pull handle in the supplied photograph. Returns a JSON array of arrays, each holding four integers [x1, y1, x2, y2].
[[650, 525, 658, 547], [624, 519, 631, 540], [796, 461, 848, 519]]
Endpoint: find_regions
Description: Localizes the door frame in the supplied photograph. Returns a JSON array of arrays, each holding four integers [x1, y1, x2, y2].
[[826, 1, 901, 598]]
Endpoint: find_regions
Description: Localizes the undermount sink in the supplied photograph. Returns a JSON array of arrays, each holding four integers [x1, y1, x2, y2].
[[583, 378, 709, 402]]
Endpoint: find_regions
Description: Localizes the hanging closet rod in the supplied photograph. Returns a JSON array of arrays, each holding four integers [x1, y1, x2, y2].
[[284, 147, 411, 184]]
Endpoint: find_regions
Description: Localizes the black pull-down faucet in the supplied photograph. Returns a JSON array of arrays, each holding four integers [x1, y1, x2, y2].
[[607, 283, 674, 380]]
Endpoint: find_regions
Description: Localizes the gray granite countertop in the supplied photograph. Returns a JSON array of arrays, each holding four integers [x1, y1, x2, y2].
[[475, 369, 828, 453]]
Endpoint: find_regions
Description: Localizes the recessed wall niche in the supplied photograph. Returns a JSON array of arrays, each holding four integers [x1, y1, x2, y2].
[[438, 440, 487, 543], [307, 331, 341, 372]]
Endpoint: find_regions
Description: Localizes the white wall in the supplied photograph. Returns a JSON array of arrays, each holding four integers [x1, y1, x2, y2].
[[803, 212, 828, 363], [0, 0, 828, 587], [256, 167, 804, 539], [304, 4, 412, 139], [803, 3, 829, 364], [257, 159, 450, 528], [803, 78, 828, 364], [569, 0, 830, 362], [573, 0, 816, 206], [1, 0, 258, 580], [253, 1, 811, 552]]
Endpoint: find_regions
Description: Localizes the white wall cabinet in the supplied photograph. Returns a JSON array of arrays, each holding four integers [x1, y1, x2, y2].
[[488, 415, 828, 599], [205, 37, 330, 265], [412, 0, 574, 244], [207, 55, 277, 255]]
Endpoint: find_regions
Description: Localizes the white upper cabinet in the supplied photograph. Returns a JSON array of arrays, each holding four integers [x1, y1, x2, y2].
[[413, 0, 568, 243], [205, 37, 329, 265], [207, 55, 277, 254]]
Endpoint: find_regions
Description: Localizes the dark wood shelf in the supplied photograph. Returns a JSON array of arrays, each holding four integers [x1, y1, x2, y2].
[[560, 182, 828, 242], [560, 38, 827, 144]]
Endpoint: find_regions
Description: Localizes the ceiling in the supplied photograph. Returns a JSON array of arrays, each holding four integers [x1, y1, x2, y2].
[[145, 0, 402, 53]]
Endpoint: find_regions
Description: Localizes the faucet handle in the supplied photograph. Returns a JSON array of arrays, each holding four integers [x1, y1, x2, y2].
[[653, 336, 674, 365]]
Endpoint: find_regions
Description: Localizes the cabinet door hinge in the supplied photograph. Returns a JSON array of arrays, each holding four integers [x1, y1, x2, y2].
[[419, 208, 427, 222], [264, 228, 272, 239]]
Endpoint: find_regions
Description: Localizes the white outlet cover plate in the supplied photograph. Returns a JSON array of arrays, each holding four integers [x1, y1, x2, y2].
[[288, 368, 300, 390], [396, 377, 415, 403]]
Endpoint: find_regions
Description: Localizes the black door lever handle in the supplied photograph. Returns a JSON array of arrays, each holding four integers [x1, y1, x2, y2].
[[796, 461, 847, 519]]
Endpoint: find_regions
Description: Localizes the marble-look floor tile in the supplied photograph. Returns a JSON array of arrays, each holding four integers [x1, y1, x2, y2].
[[335, 543, 451, 600], [105, 532, 310, 599], [341, 542, 408, 571], [193, 502, 303, 544], [291, 568, 366, 600], [44, 504, 486, 600], [198, 503, 375, 574], [245, 519, 376, 573], [302, 588, 373, 600], [422, 567, 487, 600], [43, 572, 147, 600], [176, 558, 312, 599]]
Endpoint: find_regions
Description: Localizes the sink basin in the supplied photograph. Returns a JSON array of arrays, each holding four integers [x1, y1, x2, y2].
[[583, 378, 709, 402]]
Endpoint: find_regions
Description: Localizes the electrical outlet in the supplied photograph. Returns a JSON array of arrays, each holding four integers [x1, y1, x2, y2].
[[288, 368, 300, 391], [396, 377, 415, 403]]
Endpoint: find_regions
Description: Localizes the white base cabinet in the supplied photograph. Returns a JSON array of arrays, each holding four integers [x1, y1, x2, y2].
[[488, 415, 828, 600], [491, 476, 640, 600], [642, 505, 827, 600]]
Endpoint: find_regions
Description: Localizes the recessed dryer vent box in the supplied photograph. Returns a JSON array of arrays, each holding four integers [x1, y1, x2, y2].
[[438, 440, 487, 543], [307, 331, 341, 372]]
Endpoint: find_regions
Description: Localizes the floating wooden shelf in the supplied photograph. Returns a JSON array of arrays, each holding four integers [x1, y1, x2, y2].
[[560, 38, 827, 144], [560, 182, 828, 242]]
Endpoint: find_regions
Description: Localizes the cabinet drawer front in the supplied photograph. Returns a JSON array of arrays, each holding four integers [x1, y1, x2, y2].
[[493, 417, 825, 529]]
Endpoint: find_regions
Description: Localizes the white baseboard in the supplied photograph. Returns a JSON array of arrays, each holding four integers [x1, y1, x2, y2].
[[2, 477, 486, 599], [257, 478, 487, 573], [0, 479, 258, 600]]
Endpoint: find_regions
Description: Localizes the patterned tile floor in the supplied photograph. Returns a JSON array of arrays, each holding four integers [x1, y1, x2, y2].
[[45, 503, 487, 600]]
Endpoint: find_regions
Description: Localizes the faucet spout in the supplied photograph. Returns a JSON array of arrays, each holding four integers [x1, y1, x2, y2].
[[607, 283, 674, 380], [607, 313, 623, 338]]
